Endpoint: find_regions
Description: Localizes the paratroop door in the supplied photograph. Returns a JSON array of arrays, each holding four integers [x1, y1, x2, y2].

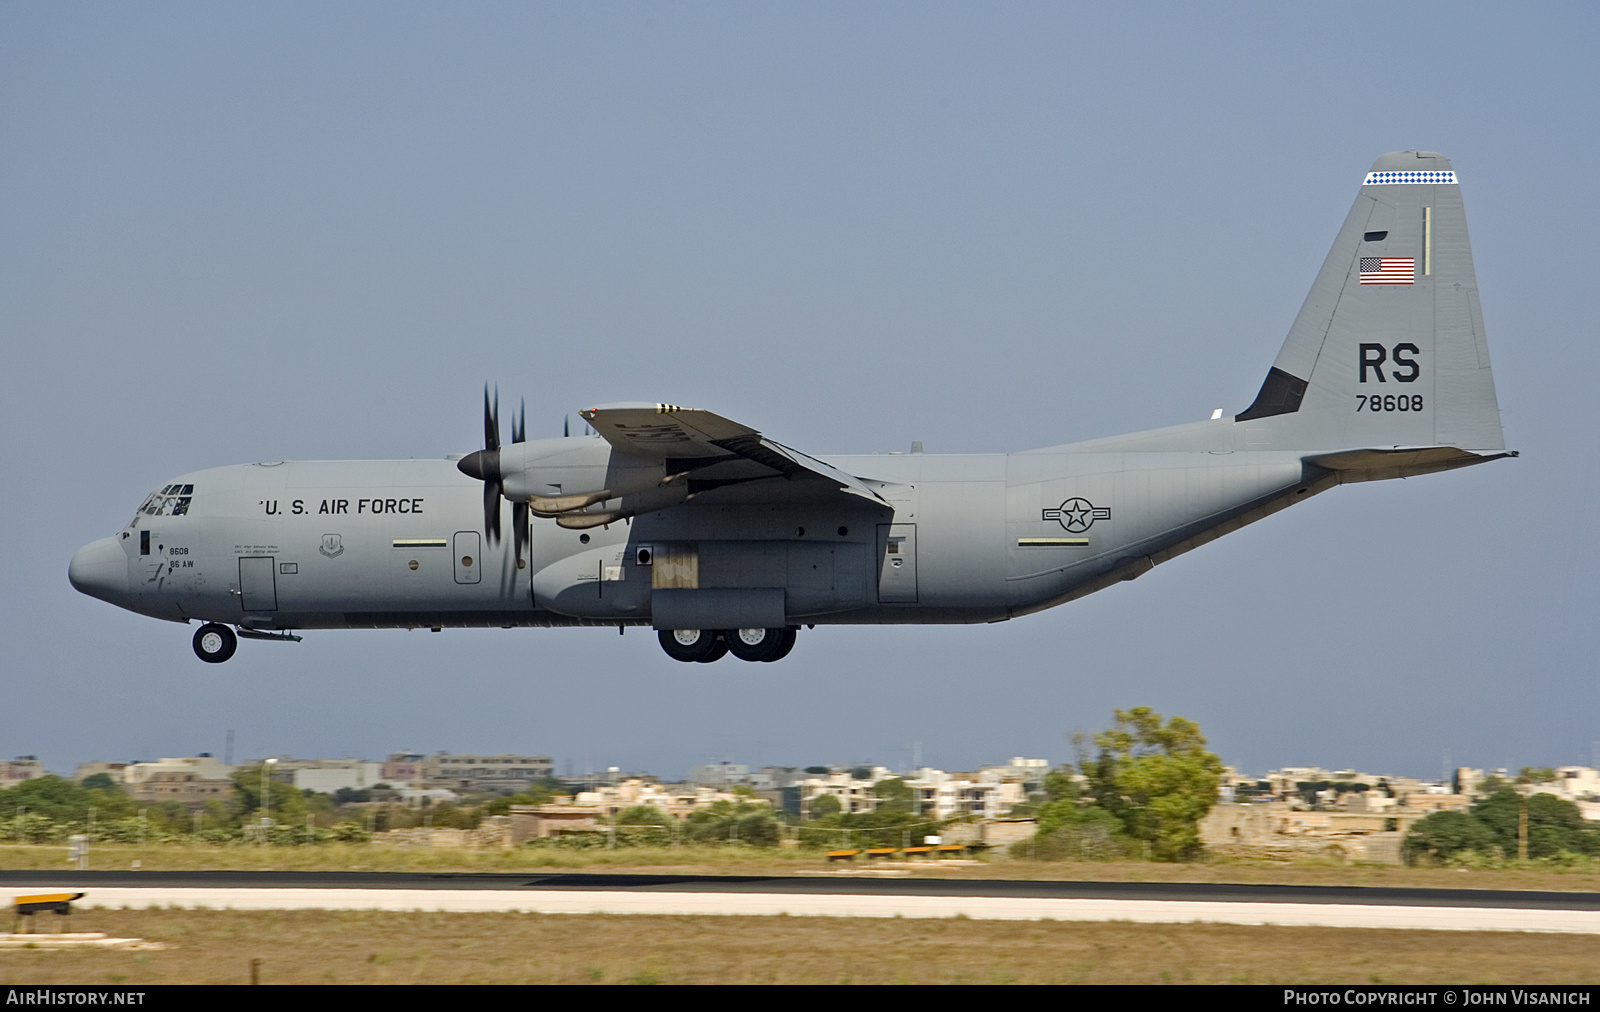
[[238, 556, 277, 611], [876, 524, 918, 603]]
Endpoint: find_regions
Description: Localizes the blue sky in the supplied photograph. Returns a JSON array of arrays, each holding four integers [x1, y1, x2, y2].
[[5, 3, 1596, 780]]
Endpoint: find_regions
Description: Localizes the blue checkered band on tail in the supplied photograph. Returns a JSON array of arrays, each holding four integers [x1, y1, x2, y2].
[[1362, 170, 1457, 185]]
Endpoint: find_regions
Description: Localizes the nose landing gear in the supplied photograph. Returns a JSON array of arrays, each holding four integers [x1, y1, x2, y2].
[[192, 623, 238, 663], [658, 627, 797, 663]]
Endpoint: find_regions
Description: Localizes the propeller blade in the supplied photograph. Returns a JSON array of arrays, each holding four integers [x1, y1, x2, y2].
[[472, 384, 504, 544], [512, 400, 528, 559], [483, 385, 500, 452], [513, 500, 529, 564], [484, 477, 502, 545]]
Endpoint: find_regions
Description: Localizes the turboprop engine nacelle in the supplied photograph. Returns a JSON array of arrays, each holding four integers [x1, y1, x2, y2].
[[458, 435, 681, 528]]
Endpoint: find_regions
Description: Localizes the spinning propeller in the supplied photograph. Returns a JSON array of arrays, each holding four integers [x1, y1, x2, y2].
[[457, 386, 529, 565]]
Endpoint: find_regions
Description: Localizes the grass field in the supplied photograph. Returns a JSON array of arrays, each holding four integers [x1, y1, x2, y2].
[[5, 843, 1600, 894], [3, 908, 1599, 985]]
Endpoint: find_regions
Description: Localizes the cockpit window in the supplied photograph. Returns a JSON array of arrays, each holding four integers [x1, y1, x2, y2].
[[136, 485, 195, 520]]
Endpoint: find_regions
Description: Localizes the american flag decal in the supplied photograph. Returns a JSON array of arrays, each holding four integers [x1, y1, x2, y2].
[[1359, 257, 1415, 285]]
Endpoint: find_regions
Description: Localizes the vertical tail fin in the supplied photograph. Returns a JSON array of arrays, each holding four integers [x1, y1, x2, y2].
[[1237, 151, 1505, 455]]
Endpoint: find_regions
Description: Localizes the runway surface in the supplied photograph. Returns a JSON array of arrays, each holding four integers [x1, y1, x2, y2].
[[5, 872, 1600, 934]]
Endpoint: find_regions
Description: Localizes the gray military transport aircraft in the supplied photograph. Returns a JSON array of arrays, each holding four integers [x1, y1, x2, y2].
[[70, 150, 1511, 665]]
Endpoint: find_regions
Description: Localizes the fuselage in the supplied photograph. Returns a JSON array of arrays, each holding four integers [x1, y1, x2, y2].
[[69, 421, 1319, 633], [65, 150, 1513, 664]]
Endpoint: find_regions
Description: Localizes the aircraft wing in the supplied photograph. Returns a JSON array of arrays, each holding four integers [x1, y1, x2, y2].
[[580, 403, 886, 504]]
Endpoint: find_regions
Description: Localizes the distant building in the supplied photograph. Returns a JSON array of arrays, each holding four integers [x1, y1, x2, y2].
[[509, 779, 768, 842], [686, 763, 811, 792], [1253, 767, 1448, 807], [1547, 767, 1600, 804], [427, 752, 554, 792], [801, 767, 893, 814], [0, 757, 44, 784], [1199, 802, 1438, 865], [284, 760, 385, 795], [754, 766, 810, 790], [1454, 767, 1488, 796], [125, 771, 233, 808], [910, 769, 1030, 820], [73, 762, 130, 784], [570, 768, 655, 788], [798, 760, 1041, 821], [121, 756, 235, 808], [123, 756, 235, 784], [977, 757, 1050, 787], [689, 762, 748, 787], [379, 751, 554, 792], [383, 753, 428, 785]]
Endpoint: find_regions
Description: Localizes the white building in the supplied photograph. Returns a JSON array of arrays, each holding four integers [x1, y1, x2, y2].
[[573, 779, 767, 819], [1547, 767, 1600, 803], [292, 761, 385, 795], [800, 760, 1042, 821], [123, 756, 235, 784]]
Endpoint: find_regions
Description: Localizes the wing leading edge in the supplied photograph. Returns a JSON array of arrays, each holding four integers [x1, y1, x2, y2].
[[533, 403, 885, 528], [581, 403, 884, 503]]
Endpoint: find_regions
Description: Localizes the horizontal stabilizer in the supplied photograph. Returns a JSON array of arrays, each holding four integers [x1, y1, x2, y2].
[[1305, 445, 1515, 483]]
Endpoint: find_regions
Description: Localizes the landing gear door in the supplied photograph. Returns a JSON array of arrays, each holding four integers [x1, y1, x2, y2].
[[454, 531, 481, 585], [876, 524, 918, 603], [238, 556, 278, 611]]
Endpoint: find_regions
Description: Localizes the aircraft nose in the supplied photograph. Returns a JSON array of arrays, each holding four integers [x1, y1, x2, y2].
[[69, 536, 128, 603]]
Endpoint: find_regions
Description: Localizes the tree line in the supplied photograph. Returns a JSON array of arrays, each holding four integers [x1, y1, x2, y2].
[[1404, 778, 1600, 865], [0, 768, 580, 845]]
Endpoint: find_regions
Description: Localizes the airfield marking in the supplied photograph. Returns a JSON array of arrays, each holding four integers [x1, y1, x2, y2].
[[40, 888, 1600, 935]]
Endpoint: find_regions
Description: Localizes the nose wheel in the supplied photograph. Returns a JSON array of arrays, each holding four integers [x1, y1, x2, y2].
[[192, 623, 238, 663]]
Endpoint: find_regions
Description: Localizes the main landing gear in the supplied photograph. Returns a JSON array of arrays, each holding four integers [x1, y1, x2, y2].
[[658, 627, 797, 663], [192, 623, 237, 663]]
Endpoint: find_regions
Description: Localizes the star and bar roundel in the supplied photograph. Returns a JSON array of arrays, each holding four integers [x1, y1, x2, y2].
[[1019, 498, 1111, 548]]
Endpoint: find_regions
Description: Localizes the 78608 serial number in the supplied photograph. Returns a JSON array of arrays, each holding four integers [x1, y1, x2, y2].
[[1356, 394, 1424, 412]]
